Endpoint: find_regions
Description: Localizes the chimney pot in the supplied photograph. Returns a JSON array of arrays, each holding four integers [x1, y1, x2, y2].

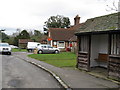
[[74, 15, 80, 25]]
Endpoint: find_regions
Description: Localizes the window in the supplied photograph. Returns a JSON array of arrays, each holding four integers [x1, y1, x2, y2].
[[37, 44, 40, 46], [57, 41, 65, 48], [48, 46, 53, 48], [41, 46, 47, 48]]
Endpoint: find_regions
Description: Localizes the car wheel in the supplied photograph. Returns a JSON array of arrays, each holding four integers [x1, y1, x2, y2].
[[55, 50, 59, 54], [38, 50, 43, 54], [8, 52, 11, 55], [9, 52, 11, 55]]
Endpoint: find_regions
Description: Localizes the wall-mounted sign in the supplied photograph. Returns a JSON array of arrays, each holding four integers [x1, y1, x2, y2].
[[47, 38, 52, 41]]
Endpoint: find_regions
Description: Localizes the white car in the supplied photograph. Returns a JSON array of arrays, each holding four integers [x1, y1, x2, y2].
[[0, 43, 11, 55], [10, 45, 18, 49], [37, 44, 60, 54]]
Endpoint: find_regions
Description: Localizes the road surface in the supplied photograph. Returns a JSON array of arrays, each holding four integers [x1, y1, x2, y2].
[[2, 54, 61, 88]]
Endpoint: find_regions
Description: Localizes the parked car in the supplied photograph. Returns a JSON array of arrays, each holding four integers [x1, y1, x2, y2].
[[36, 44, 60, 54], [10, 45, 18, 49], [27, 42, 41, 52], [0, 43, 11, 55]]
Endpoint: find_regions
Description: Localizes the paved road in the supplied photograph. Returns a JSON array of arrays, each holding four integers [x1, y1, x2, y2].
[[2, 54, 61, 88], [14, 52, 120, 88]]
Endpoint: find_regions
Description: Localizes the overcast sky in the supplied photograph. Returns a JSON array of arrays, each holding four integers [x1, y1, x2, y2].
[[0, 0, 119, 35]]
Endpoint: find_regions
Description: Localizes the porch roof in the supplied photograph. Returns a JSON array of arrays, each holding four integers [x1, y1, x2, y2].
[[75, 13, 120, 36], [75, 29, 120, 36]]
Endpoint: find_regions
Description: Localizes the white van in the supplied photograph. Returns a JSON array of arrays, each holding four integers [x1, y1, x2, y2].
[[27, 42, 40, 52]]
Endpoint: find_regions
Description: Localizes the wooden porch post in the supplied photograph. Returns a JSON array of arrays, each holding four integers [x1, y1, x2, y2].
[[76, 36, 80, 68], [87, 35, 91, 71], [107, 34, 111, 77]]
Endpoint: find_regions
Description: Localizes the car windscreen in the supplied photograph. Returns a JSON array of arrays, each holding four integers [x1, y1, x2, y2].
[[0, 43, 9, 47]]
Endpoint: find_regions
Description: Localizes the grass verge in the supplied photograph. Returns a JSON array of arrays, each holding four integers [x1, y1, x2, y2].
[[12, 48, 27, 52], [28, 52, 77, 68]]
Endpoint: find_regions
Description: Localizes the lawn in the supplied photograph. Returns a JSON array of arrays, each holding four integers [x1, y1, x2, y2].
[[28, 52, 77, 68], [12, 48, 27, 52]]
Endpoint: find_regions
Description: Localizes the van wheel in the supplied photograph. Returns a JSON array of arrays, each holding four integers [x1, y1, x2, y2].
[[55, 50, 59, 54], [38, 50, 43, 54], [28, 49, 32, 52]]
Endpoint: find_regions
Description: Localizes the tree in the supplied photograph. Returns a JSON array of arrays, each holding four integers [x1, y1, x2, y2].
[[28, 30, 34, 37], [13, 36, 19, 46], [12, 30, 30, 46], [99, 0, 119, 12], [44, 15, 70, 30], [106, 0, 118, 12], [1, 32, 9, 42], [31, 30, 43, 42], [34, 30, 42, 36], [19, 30, 30, 39], [5, 36, 14, 45]]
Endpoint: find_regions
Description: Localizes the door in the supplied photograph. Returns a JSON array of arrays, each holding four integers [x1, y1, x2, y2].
[[48, 45, 54, 53], [42, 45, 49, 53]]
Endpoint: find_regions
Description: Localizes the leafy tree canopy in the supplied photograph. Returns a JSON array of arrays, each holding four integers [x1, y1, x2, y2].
[[0, 32, 9, 42], [19, 30, 30, 39], [44, 15, 70, 29], [31, 30, 43, 42], [13, 30, 30, 46]]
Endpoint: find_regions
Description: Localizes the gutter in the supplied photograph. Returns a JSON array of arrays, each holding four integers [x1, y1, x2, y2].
[[75, 30, 120, 36]]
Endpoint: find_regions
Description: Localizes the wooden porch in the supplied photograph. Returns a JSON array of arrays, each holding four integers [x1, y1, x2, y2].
[[76, 33, 120, 81]]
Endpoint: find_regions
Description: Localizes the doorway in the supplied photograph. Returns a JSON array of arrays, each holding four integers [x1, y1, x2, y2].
[[90, 34, 109, 76]]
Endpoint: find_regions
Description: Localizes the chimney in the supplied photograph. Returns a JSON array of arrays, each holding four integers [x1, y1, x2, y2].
[[74, 15, 80, 25]]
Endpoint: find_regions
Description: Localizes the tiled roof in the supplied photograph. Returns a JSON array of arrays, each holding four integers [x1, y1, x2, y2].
[[49, 28, 76, 41], [68, 23, 83, 30], [48, 22, 83, 41], [69, 35, 77, 42], [19, 39, 33, 44], [75, 13, 120, 34]]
